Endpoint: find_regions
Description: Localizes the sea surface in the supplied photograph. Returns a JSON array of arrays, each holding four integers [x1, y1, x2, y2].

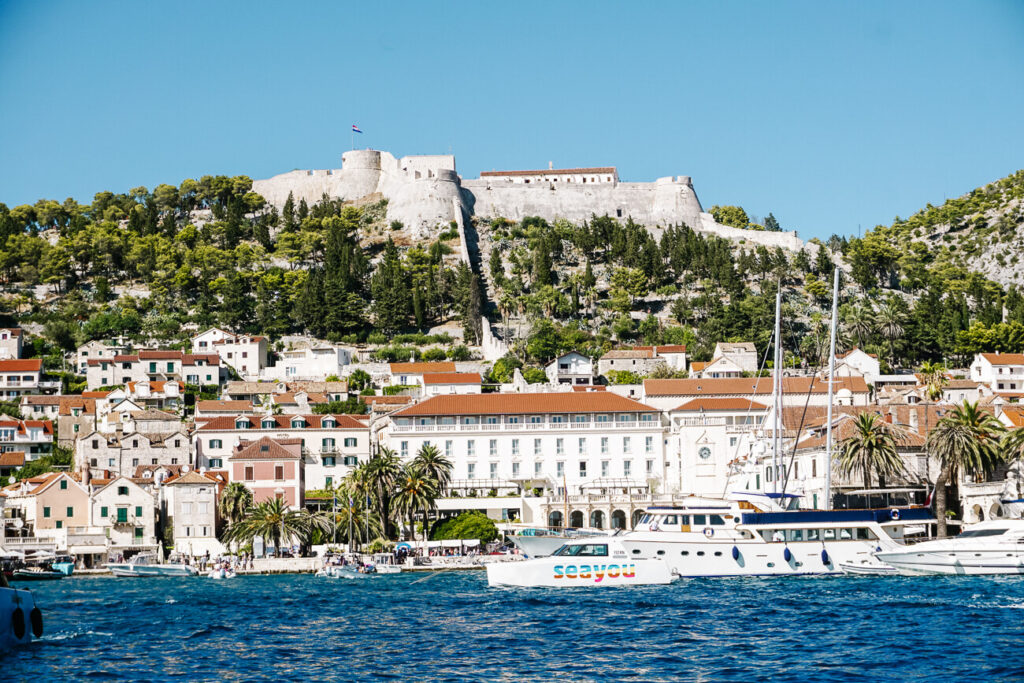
[[4, 571, 1024, 682]]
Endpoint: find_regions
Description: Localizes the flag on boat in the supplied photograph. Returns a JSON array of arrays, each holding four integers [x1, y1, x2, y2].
[[352, 124, 363, 134]]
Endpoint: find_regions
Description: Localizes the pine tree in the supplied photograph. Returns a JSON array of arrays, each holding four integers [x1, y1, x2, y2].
[[764, 212, 781, 232], [370, 239, 410, 334], [282, 192, 296, 232]]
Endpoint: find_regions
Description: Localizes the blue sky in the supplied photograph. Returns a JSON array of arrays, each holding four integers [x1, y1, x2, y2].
[[1, 1, 1022, 240]]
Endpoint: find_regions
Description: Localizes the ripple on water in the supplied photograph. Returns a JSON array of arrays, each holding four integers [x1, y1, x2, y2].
[[3, 573, 1024, 681]]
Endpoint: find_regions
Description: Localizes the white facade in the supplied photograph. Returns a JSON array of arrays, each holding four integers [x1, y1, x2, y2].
[[0, 328, 23, 360], [711, 342, 759, 374], [833, 348, 881, 386], [970, 353, 1024, 395], [545, 352, 596, 385], [261, 346, 351, 381], [0, 359, 58, 398], [77, 429, 191, 477], [90, 477, 158, 552], [76, 340, 127, 374], [165, 471, 225, 557], [422, 373, 482, 396]]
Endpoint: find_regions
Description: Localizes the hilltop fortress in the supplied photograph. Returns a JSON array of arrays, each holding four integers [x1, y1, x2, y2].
[[252, 150, 804, 251]]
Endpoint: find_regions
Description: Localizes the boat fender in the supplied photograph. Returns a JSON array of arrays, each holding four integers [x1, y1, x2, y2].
[[703, 527, 714, 538], [890, 508, 900, 521], [731, 545, 740, 561], [30, 606, 43, 638], [821, 549, 830, 565], [12, 606, 26, 640], [783, 547, 792, 562]]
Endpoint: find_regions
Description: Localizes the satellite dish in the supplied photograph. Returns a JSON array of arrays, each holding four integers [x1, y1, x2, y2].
[[181, 465, 190, 473], [13, 518, 24, 529]]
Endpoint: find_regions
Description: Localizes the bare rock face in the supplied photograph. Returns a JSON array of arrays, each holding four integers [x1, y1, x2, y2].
[[253, 149, 805, 252]]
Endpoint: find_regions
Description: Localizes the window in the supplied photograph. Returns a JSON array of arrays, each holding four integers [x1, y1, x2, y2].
[[291, 418, 306, 429], [489, 439, 497, 456], [512, 439, 520, 455], [600, 437, 609, 454], [490, 462, 497, 478], [60, 479, 67, 490], [596, 414, 610, 423], [534, 438, 542, 455], [577, 437, 585, 454], [645, 436, 654, 454], [262, 419, 276, 429], [65, 506, 74, 517], [401, 441, 409, 457], [729, 437, 737, 447], [149, 362, 157, 373], [117, 508, 128, 523], [445, 440, 452, 457], [467, 440, 475, 456], [43, 506, 51, 518], [182, 502, 193, 514], [556, 461, 564, 477], [647, 459, 654, 474], [73, 424, 79, 433], [534, 461, 542, 476], [812, 459, 817, 477], [135, 506, 143, 517], [135, 527, 144, 540], [529, 416, 542, 424], [322, 438, 336, 451], [274, 465, 284, 481], [325, 476, 333, 489], [467, 463, 475, 479], [56, 520, 63, 529], [323, 456, 336, 467], [167, 362, 174, 373], [118, 486, 129, 496], [624, 437, 631, 453], [92, 439, 99, 449], [100, 506, 108, 517], [343, 456, 358, 466], [640, 413, 655, 422], [485, 416, 499, 425], [209, 458, 222, 468], [322, 418, 336, 429], [512, 462, 519, 476], [624, 460, 632, 476], [244, 466, 254, 481], [556, 438, 564, 454], [579, 461, 587, 477], [210, 439, 222, 449]]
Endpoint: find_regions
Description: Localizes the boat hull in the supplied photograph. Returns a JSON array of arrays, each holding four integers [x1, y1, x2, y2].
[[11, 570, 64, 581], [0, 587, 40, 651], [108, 564, 197, 577], [874, 550, 1024, 575], [486, 558, 673, 587]]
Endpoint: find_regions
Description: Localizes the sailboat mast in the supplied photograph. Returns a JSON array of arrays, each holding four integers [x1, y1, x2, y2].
[[773, 287, 782, 495], [824, 267, 840, 509]]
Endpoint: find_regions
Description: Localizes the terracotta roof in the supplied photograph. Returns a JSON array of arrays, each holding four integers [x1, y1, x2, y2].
[[836, 348, 878, 359], [164, 470, 222, 486], [796, 412, 927, 450], [480, 167, 616, 177], [981, 353, 1024, 365], [1002, 408, 1024, 427], [634, 345, 687, 354], [196, 400, 254, 412], [197, 414, 366, 431], [389, 362, 456, 374], [571, 386, 606, 392], [602, 349, 655, 359], [0, 417, 53, 436], [231, 436, 301, 461], [0, 328, 22, 337], [643, 376, 869, 397], [82, 391, 111, 398], [274, 392, 329, 405], [0, 452, 25, 467], [674, 398, 770, 412], [690, 362, 707, 372], [0, 359, 41, 372], [391, 393, 658, 417], [422, 372, 482, 385]]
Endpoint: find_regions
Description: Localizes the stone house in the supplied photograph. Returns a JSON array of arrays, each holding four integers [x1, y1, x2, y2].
[[164, 470, 226, 557], [598, 349, 667, 377], [89, 476, 159, 556], [20, 395, 97, 448], [544, 352, 596, 386], [77, 429, 191, 478], [0, 328, 24, 360]]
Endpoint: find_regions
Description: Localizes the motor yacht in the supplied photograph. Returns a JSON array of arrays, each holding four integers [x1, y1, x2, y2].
[[615, 493, 933, 577], [874, 520, 1024, 575], [486, 538, 674, 587], [506, 525, 614, 558], [107, 553, 198, 577]]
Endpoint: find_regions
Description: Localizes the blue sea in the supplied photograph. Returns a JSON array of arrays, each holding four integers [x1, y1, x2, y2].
[[4, 572, 1024, 682]]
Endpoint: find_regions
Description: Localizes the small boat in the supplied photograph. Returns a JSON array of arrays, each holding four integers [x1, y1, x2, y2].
[[316, 564, 372, 579], [370, 553, 402, 574], [0, 585, 43, 651], [207, 566, 237, 580], [51, 556, 75, 576], [11, 568, 64, 581], [837, 559, 899, 575], [107, 553, 198, 578], [486, 538, 674, 588], [874, 520, 1024, 575]]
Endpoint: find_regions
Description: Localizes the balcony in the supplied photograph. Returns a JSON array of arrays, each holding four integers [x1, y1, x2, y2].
[[392, 420, 658, 434]]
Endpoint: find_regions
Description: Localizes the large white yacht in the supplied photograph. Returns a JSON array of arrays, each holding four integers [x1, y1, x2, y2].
[[616, 493, 934, 577], [874, 520, 1024, 575]]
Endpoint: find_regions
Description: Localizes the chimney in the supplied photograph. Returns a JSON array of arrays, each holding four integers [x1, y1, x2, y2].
[[884, 412, 893, 424], [909, 409, 919, 431], [548, 161, 553, 170]]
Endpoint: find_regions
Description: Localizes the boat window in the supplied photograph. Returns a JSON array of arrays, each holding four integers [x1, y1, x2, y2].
[[656, 550, 665, 556], [692, 514, 707, 526], [709, 515, 726, 526], [553, 544, 609, 556], [680, 551, 689, 556], [696, 551, 705, 556], [679, 515, 690, 525], [663, 515, 678, 525], [807, 529, 820, 541], [957, 528, 1009, 538], [839, 528, 853, 540], [823, 529, 837, 540], [855, 528, 875, 540], [787, 529, 804, 542]]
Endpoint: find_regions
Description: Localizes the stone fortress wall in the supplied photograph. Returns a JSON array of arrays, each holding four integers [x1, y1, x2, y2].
[[252, 150, 804, 250]]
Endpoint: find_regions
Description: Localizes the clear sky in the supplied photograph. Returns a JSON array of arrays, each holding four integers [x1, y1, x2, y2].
[[1, 1, 1022, 240]]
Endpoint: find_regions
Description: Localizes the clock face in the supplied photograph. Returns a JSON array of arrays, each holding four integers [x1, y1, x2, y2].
[[698, 446, 711, 460]]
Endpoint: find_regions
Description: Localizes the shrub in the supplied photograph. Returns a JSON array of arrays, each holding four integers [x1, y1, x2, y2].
[[447, 345, 471, 361], [420, 347, 447, 361]]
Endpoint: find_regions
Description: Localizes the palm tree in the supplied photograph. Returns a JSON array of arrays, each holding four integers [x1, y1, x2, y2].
[[393, 465, 438, 545], [844, 304, 875, 350], [412, 444, 453, 539], [331, 480, 383, 550], [918, 361, 948, 402], [218, 482, 253, 551], [365, 447, 403, 539], [224, 498, 326, 556], [925, 401, 1006, 537], [836, 412, 907, 491], [875, 299, 905, 368]]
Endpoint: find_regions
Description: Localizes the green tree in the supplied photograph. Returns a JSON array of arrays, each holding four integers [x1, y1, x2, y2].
[[218, 482, 253, 550], [836, 413, 906, 491], [710, 205, 749, 229], [370, 239, 409, 334], [223, 497, 327, 556], [926, 401, 1006, 537], [393, 465, 438, 544]]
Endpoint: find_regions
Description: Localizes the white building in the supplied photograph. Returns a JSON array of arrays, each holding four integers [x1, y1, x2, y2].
[[76, 340, 129, 374], [545, 352, 596, 385], [0, 359, 59, 398], [388, 361, 456, 387], [422, 372, 482, 396], [0, 328, 24, 360], [89, 476, 159, 555], [163, 470, 225, 557], [85, 350, 223, 390], [970, 353, 1024, 397], [261, 344, 351, 381], [711, 342, 759, 374], [193, 414, 369, 491], [597, 349, 667, 377], [384, 392, 667, 529], [832, 348, 881, 386], [0, 416, 54, 465]]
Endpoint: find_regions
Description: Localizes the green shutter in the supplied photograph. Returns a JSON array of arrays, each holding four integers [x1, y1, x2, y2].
[[67, 506, 74, 517], [135, 506, 142, 517], [117, 508, 128, 523], [101, 506, 108, 517], [43, 506, 50, 518], [134, 527, 143, 539]]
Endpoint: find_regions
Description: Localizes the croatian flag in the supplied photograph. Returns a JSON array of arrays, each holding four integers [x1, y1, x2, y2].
[[352, 124, 363, 134]]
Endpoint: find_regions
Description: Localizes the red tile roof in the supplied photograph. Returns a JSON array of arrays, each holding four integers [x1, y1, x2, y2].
[[422, 372, 482, 385], [674, 398, 770, 412], [391, 393, 657, 417], [230, 436, 302, 461], [197, 414, 366, 431], [389, 362, 456, 374], [196, 400, 254, 412], [360, 395, 412, 405], [644, 376, 869, 397], [0, 452, 25, 467], [0, 359, 41, 372], [1002, 408, 1024, 427], [981, 353, 1024, 365]]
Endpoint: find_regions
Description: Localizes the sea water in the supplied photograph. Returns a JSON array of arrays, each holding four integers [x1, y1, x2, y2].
[[4, 572, 1024, 682]]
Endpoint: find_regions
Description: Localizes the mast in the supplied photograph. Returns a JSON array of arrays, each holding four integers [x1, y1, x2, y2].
[[773, 287, 782, 495], [823, 267, 840, 509]]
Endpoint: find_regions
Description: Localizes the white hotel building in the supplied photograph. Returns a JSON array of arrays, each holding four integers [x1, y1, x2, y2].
[[384, 393, 667, 530]]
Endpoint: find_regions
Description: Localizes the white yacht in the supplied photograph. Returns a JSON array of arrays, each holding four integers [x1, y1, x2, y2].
[[874, 520, 1024, 575], [506, 525, 614, 558], [487, 538, 674, 588], [107, 553, 198, 577], [616, 493, 934, 577]]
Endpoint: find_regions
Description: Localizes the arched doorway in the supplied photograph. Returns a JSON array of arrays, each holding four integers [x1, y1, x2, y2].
[[548, 510, 563, 528], [632, 510, 645, 528], [611, 509, 627, 530], [990, 503, 1003, 519], [570, 510, 584, 528], [590, 510, 605, 529], [972, 504, 984, 522]]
